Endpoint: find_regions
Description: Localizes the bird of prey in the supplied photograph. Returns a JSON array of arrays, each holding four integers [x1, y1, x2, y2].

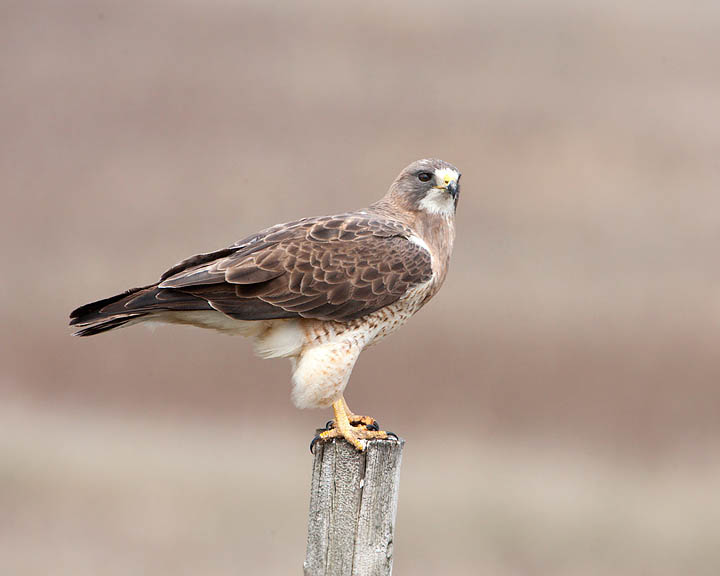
[[70, 158, 460, 450]]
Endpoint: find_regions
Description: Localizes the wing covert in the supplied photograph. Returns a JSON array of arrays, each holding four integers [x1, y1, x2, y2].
[[158, 215, 433, 322]]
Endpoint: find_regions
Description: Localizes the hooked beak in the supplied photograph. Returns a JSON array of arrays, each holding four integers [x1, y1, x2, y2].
[[431, 168, 461, 201], [435, 175, 459, 199]]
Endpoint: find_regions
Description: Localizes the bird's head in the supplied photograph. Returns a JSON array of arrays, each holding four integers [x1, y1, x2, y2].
[[385, 158, 461, 217]]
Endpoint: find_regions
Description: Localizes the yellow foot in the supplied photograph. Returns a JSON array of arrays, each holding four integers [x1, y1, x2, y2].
[[325, 414, 378, 430], [340, 396, 378, 429], [316, 426, 390, 451], [311, 397, 395, 452], [348, 414, 377, 428]]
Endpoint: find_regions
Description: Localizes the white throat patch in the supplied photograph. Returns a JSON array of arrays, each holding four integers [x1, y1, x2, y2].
[[418, 189, 455, 217]]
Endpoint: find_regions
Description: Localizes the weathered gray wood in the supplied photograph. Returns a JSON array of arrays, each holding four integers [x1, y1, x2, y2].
[[304, 436, 405, 576]]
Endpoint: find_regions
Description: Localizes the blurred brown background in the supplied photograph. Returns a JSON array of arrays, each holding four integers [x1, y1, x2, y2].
[[2, 0, 720, 574]]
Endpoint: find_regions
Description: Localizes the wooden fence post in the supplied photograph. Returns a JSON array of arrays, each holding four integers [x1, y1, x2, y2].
[[304, 436, 405, 576]]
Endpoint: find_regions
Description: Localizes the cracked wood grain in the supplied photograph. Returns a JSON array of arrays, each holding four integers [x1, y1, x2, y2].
[[304, 437, 405, 576]]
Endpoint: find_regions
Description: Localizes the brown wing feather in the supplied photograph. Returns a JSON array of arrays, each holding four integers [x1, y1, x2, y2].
[[159, 214, 433, 322]]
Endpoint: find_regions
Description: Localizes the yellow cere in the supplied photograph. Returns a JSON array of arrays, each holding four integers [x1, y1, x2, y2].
[[434, 167, 459, 189]]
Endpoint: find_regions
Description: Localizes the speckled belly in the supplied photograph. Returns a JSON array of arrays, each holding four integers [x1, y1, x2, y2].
[[304, 281, 434, 350]]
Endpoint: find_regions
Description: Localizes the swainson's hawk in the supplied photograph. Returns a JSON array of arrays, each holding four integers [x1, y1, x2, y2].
[[70, 158, 461, 449]]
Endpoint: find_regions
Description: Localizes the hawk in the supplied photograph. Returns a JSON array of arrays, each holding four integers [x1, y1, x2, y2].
[[70, 158, 461, 450]]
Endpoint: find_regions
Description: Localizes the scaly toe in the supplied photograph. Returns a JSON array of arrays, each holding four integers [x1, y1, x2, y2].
[[313, 426, 392, 451], [348, 414, 378, 428], [310, 428, 341, 453], [319, 427, 365, 450], [324, 416, 378, 431]]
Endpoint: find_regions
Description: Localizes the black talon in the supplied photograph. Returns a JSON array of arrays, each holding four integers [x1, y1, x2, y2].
[[366, 422, 379, 431], [310, 434, 322, 453], [386, 431, 398, 440], [325, 420, 335, 430]]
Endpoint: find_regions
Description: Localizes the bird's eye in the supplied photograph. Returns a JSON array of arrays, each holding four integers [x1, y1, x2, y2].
[[417, 172, 433, 182]]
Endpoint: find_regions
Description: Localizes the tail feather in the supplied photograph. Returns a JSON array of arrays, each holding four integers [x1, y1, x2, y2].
[[70, 285, 152, 327], [69, 283, 212, 336], [72, 314, 148, 337]]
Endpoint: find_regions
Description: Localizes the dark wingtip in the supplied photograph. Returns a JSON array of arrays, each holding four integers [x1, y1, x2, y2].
[[70, 315, 144, 337], [69, 285, 152, 325]]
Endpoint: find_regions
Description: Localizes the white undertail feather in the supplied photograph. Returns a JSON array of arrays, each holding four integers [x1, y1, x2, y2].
[[252, 319, 305, 359], [148, 311, 258, 334], [147, 311, 305, 359]]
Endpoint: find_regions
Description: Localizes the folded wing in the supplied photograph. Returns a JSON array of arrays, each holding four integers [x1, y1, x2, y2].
[[70, 214, 433, 333], [158, 214, 433, 321]]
